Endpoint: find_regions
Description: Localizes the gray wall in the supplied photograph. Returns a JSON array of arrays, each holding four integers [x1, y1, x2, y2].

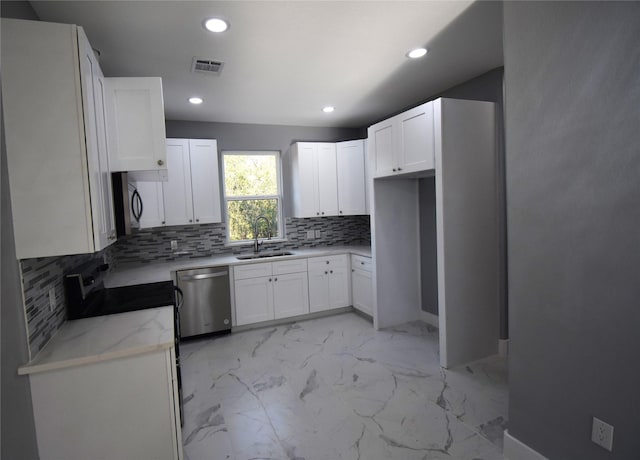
[[419, 177, 438, 314], [505, 2, 640, 459], [1, 3, 41, 458]]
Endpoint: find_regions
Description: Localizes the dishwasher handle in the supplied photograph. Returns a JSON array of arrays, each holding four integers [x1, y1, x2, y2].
[[179, 271, 229, 281]]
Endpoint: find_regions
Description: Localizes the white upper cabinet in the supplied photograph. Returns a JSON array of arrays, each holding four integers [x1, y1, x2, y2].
[[369, 101, 435, 178], [129, 139, 221, 228], [336, 140, 367, 215], [163, 139, 195, 226], [1, 19, 116, 258], [188, 139, 222, 224], [290, 142, 339, 217], [105, 77, 167, 172]]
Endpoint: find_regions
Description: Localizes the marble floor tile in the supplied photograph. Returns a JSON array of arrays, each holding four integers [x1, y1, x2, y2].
[[180, 312, 508, 460]]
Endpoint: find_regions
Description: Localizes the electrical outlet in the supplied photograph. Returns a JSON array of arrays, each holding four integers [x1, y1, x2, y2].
[[306, 230, 315, 240], [171, 240, 178, 251], [592, 417, 614, 451], [48, 288, 56, 312], [315, 230, 322, 238]]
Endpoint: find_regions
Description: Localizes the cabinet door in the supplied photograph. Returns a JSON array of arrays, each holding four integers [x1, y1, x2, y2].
[[131, 180, 165, 228], [316, 143, 339, 216], [336, 140, 366, 215], [308, 270, 331, 313], [273, 272, 309, 319], [329, 265, 351, 308], [163, 139, 194, 226], [369, 118, 396, 178], [235, 276, 274, 326], [397, 101, 435, 173], [292, 143, 319, 217], [95, 73, 117, 245], [78, 28, 115, 251], [105, 77, 167, 171], [189, 139, 222, 224], [352, 268, 373, 315]]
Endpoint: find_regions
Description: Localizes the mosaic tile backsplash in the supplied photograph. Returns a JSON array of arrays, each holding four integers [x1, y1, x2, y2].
[[20, 215, 370, 356], [110, 216, 371, 265]]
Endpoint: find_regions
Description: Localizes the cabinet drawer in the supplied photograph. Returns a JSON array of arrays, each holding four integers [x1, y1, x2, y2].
[[234, 262, 272, 280], [308, 254, 348, 271], [351, 254, 372, 273], [272, 258, 307, 275]]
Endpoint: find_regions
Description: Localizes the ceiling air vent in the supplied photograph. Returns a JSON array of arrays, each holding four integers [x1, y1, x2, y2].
[[192, 57, 224, 76]]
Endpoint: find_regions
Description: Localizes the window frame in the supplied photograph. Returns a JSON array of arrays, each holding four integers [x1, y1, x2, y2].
[[221, 150, 285, 245]]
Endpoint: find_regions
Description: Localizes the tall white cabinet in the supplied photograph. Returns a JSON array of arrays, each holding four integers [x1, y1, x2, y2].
[[1, 19, 116, 259], [369, 98, 499, 368]]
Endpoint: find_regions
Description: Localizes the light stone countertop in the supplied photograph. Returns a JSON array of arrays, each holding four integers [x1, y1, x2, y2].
[[18, 306, 174, 376], [105, 244, 372, 287]]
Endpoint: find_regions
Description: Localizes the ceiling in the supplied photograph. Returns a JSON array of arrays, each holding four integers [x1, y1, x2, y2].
[[30, 1, 503, 129]]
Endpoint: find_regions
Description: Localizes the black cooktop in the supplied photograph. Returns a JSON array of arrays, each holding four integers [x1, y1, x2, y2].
[[68, 281, 176, 320]]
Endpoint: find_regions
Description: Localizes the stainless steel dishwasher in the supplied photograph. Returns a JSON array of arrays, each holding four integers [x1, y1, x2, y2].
[[176, 266, 231, 338]]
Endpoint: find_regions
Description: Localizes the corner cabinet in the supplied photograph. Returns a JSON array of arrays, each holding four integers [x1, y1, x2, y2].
[[129, 139, 222, 228], [369, 101, 435, 178], [1, 19, 116, 258], [290, 140, 368, 217], [105, 77, 168, 172], [351, 254, 373, 316], [307, 255, 350, 313]]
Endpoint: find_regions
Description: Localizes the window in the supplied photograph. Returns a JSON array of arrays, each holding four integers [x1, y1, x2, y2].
[[222, 151, 282, 243]]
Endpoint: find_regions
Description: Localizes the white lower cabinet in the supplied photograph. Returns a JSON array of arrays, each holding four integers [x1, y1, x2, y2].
[[308, 255, 350, 313], [234, 259, 309, 326], [351, 254, 373, 316], [28, 348, 182, 460]]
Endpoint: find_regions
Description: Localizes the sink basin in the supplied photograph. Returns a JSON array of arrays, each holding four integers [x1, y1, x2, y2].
[[236, 251, 294, 260]]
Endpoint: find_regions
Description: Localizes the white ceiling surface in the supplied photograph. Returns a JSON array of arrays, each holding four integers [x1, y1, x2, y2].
[[30, 1, 503, 128]]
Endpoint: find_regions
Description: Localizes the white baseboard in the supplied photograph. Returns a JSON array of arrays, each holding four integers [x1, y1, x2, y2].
[[499, 339, 509, 357], [419, 310, 439, 328], [503, 430, 548, 460]]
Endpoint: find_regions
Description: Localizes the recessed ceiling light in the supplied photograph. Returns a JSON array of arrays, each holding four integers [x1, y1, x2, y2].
[[188, 97, 203, 105], [204, 18, 229, 33], [407, 48, 428, 59], [322, 106, 335, 113]]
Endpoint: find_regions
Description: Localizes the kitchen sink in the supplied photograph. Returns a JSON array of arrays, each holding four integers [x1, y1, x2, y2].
[[236, 251, 294, 260]]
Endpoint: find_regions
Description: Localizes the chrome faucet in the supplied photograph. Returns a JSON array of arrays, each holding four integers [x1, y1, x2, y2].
[[253, 216, 272, 253]]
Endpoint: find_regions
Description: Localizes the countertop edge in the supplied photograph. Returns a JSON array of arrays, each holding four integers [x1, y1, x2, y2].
[[18, 340, 174, 376]]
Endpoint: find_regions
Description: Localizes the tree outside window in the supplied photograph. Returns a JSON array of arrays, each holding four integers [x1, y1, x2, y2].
[[223, 152, 282, 242]]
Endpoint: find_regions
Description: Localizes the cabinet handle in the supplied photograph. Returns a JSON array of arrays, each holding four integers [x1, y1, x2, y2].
[[161, 221, 165, 224], [339, 210, 343, 214], [330, 270, 333, 274], [317, 212, 320, 216], [326, 261, 330, 264], [392, 168, 397, 172], [361, 262, 364, 265], [398, 167, 403, 171], [321, 212, 325, 215], [196, 219, 200, 222], [325, 271, 328, 275], [269, 278, 272, 282], [274, 277, 278, 282], [157, 159, 164, 166], [189, 219, 193, 223], [352, 269, 355, 272]]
